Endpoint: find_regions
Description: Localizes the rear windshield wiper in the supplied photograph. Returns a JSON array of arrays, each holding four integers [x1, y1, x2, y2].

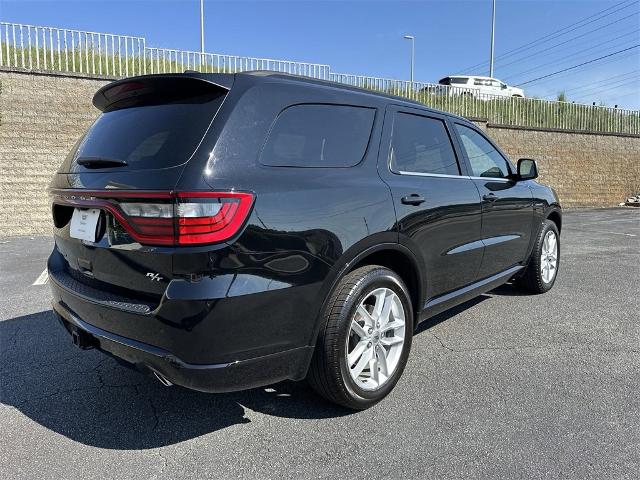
[[76, 157, 128, 168]]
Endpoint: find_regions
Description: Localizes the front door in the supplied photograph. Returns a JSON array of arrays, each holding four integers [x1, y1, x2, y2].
[[452, 123, 534, 279], [378, 107, 484, 302]]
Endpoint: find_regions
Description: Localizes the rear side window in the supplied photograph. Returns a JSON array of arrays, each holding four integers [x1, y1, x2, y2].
[[390, 113, 460, 176], [260, 104, 375, 167], [72, 92, 225, 171]]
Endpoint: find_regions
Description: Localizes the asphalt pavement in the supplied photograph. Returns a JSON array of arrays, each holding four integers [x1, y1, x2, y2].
[[1, 208, 638, 479]]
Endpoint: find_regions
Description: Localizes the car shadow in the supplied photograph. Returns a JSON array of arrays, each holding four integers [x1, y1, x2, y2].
[[414, 294, 490, 335], [2, 293, 489, 450], [488, 282, 531, 297], [0, 310, 349, 450]]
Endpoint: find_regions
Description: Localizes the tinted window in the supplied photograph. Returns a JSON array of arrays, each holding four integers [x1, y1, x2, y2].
[[454, 124, 511, 178], [390, 113, 460, 176], [260, 104, 375, 167], [73, 93, 225, 170]]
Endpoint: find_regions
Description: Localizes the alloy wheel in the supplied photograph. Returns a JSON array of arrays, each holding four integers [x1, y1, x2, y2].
[[345, 288, 406, 391], [540, 230, 558, 283]]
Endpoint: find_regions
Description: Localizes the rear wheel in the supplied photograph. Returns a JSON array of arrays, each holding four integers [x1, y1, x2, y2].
[[516, 219, 560, 293], [307, 265, 413, 410]]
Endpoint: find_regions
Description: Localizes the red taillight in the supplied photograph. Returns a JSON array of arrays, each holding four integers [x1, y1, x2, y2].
[[52, 190, 254, 246], [174, 192, 253, 245]]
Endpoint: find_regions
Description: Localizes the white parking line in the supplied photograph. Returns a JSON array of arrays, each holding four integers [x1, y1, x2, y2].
[[32, 269, 49, 285]]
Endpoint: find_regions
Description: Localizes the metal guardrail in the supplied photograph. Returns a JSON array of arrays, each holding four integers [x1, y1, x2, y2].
[[1, 21, 638, 134], [0, 22, 145, 77], [0, 21, 329, 79], [329, 73, 640, 134], [145, 47, 330, 78]]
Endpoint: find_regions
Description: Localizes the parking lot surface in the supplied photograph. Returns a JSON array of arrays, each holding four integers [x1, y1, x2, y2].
[[1, 209, 638, 479]]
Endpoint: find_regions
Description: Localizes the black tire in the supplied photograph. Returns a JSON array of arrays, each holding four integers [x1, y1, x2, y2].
[[307, 265, 413, 410], [516, 219, 560, 294]]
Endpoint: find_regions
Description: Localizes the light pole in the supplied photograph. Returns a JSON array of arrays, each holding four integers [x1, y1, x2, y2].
[[200, 0, 205, 54], [403, 35, 415, 83], [489, 0, 496, 77]]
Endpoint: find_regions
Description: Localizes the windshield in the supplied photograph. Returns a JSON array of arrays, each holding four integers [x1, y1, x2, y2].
[[71, 92, 226, 171]]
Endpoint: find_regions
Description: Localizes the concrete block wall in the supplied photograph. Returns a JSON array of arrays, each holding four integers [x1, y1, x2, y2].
[[0, 70, 108, 236], [0, 69, 639, 236], [483, 124, 640, 208]]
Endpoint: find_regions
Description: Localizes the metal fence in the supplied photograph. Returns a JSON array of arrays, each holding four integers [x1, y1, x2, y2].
[[329, 73, 640, 134], [1, 21, 638, 134], [146, 47, 330, 78], [0, 22, 146, 77], [0, 21, 329, 78]]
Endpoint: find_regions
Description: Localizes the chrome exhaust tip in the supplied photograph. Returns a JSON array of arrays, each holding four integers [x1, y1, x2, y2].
[[151, 369, 173, 387]]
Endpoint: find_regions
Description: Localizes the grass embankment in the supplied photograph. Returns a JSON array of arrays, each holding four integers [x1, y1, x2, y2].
[[2, 43, 638, 134]]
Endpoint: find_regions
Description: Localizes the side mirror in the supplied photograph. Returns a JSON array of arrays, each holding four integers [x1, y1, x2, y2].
[[517, 158, 538, 180]]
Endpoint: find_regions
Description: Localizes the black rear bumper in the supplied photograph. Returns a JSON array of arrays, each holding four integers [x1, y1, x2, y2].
[[47, 243, 319, 392], [53, 300, 313, 393]]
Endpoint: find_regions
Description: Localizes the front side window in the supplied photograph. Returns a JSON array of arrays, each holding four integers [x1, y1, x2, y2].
[[260, 104, 375, 167], [454, 124, 511, 178], [390, 113, 460, 176]]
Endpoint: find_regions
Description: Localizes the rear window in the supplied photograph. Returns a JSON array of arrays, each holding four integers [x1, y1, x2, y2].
[[72, 92, 225, 170], [260, 104, 375, 167], [439, 77, 469, 85]]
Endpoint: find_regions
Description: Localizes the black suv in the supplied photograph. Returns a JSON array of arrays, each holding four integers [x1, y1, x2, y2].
[[48, 72, 561, 409]]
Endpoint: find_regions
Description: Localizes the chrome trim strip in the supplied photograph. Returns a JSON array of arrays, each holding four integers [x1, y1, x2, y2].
[[397, 171, 470, 179], [446, 240, 485, 255], [395, 171, 514, 183], [468, 176, 512, 182], [446, 234, 520, 255], [483, 234, 520, 247]]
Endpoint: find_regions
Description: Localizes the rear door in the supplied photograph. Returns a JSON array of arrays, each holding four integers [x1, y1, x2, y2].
[[378, 106, 483, 302], [452, 122, 533, 278]]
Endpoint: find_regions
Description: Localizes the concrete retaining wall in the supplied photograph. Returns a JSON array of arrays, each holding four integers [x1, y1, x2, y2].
[[1, 69, 639, 236]]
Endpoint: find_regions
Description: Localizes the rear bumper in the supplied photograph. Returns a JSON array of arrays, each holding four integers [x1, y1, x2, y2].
[[48, 246, 319, 392], [53, 301, 312, 392]]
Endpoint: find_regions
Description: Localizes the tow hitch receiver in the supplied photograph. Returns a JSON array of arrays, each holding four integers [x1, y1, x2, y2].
[[71, 328, 97, 350]]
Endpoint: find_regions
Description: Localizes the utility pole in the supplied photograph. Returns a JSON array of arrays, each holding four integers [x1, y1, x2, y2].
[[403, 35, 415, 83], [489, 0, 496, 77], [200, 0, 205, 54]]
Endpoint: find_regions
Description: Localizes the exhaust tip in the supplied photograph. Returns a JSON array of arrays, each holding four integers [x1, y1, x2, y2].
[[151, 369, 173, 387]]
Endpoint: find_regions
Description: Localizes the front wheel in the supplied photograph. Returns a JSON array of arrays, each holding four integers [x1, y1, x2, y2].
[[307, 265, 413, 410], [516, 219, 560, 293]]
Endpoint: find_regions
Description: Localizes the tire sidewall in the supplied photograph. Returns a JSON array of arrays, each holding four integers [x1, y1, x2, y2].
[[335, 268, 413, 406]]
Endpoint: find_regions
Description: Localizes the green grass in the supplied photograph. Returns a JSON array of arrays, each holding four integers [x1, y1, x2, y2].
[[2, 42, 638, 134]]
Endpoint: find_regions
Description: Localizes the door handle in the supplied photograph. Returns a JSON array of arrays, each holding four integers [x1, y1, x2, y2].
[[483, 193, 497, 202], [401, 194, 426, 206]]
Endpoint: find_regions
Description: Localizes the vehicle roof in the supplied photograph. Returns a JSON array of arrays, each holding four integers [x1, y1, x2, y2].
[[201, 70, 470, 123], [444, 75, 499, 80], [96, 70, 472, 124]]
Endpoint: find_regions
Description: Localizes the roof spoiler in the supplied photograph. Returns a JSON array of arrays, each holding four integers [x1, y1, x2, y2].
[[92, 73, 234, 112]]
